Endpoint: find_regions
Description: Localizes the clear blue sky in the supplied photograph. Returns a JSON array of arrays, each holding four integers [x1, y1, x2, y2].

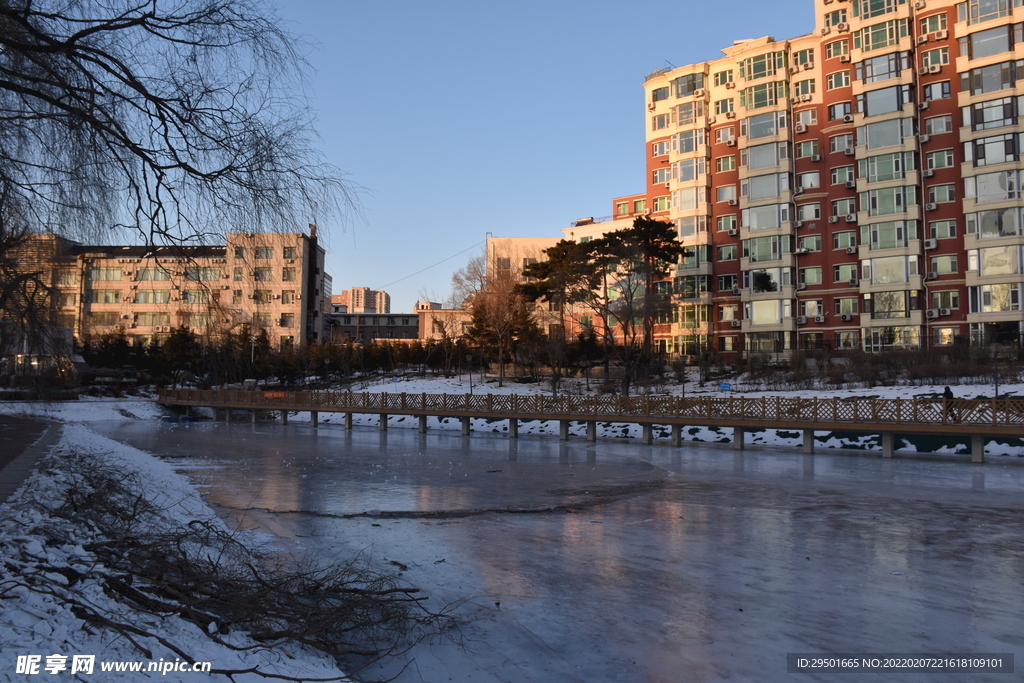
[[276, 0, 813, 311]]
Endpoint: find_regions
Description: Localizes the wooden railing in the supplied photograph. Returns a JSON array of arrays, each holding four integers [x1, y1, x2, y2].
[[158, 388, 1024, 429]]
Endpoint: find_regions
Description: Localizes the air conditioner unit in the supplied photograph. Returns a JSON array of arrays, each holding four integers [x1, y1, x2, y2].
[[732, 288, 742, 296], [917, 35, 929, 45], [801, 94, 813, 102], [726, 139, 737, 147], [726, 81, 736, 89], [797, 283, 808, 291], [731, 319, 742, 328], [839, 55, 851, 63], [693, 89, 705, 97], [728, 199, 739, 206], [926, 308, 939, 319], [726, 111, 737, 119], [812, 154, 823, 162], [829, 216, 839, 224], [837, 22, 850, 31], [815, 315, 826, 323], [795, 220, 804, 228], [797, 315, 808, 324], [849, 277, 859, 286], [845, 213, 857, 222], [925, 203, 938, 211], [920, 134, 930, 143], [707, 115, 717, 125], [844, 147, 855, 156], [936, 29, 949, 40], [821, 27, 831, 36], [795, 123, 808, 133], [728, 228, 739, 236], [790, 66, 801, 75], [924, 238, 938, 250], [803, 63, 814, 71], [918, 67, 930, 76], [843, 114, 854, 123], [914, 0, 926, 9], [939, 308, 951, 316], [925, 271, 938, 280], [919, 102, 931, 111], [846, 179, 857, 189], [648, 102, 656, 111], [795, 247, 809, 254], [846, 246, 857, 254], [222, 285, 231, 290], [273, 294, 281, 299], [288, 259, 296, 264], [841, 313, 853, 322], [923, 169, 935, 177], [928, 65, 942, 74], [791, 96, 802, 104], [794, 186, 804, 195]]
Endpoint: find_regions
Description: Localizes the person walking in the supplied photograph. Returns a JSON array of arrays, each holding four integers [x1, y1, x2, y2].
[[943, 386, 956, 421]]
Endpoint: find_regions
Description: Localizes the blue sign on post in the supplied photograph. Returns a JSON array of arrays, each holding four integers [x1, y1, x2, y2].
[[719, 382, 732, 392]]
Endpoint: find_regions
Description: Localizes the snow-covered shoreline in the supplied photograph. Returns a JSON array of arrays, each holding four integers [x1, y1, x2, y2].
[[0, 415, 350, 682]]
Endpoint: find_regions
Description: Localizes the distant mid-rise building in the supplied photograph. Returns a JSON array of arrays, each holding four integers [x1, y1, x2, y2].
[[333, 287, 391, 313]]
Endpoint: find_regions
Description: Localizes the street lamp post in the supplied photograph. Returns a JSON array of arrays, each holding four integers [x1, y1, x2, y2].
[[466, 354, 473, 394]]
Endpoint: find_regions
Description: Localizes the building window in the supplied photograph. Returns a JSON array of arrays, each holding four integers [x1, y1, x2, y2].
[[718, 274, 739, 292], [716, 186, 737, 203], [254, 247, 273, 259], [633, 199, 647, 213], [652, 141, 670, 156], [716, 155, 736, 172], [232, 289, 242, 304], [961, 60, 1021, 95], [923, 81, 951, 100], [283, 247, 296, 259], [835, 263, 859, 282], [253, 267, 273, 281], [651, 86, 670, 102], [834, 231, 857, 249], [855, 51, 911, 84], [855, 84, 912, 116], [714, 70, 734, 86], [181, 289, 210, 304], [825, 9, 848, 27], [926, 149, 955, 169], [920, 14, 947, 34], [718, 244, 737, 260], [925, 115, 953, 134], [797, 171, 820, 189], [826, 40, 849, 58], [717, 215, 738, 232], [714, 98, 734, 114], [184, 267, 220, 281], [739, 81, 789, 109], [829, 102, 852, 120], [795, 140, 819, 158], [653, 168, 672, 184], [798, 203, 821, 220], [87, 289, 121, 304], [672, 73, 704, 97], [835, 296, 859, 315], [253, 290, 272, 304], [715, 126, 736, 143], [653, 196, 671, 211], [282, 267, 295, 281], [135, 290, 170, 304], [831, 165, 855, 184], [833, 198, 857, 216], [652, 114, 670, 130], [929, 220, 956, 239], [797, 109, 817, 126], [928, 183, 956, 203], [958, 22, 1022, 59], [827, 71, 851, 90], [930, 255, 958, 274], [234, 246, 244, 259], [794, 79, 816, 96], [932, 290, 960, 309], [830, 133, 854, 152], [922, 47, 949, 68], [966, 132, 1019, 166], [282, 290, 294, 304], [799, 234, 822, 251], [233, 267, 242, 281], [279, 313, 295, 328], [853, 19, 910, 52], [616, 201, 629, 216]]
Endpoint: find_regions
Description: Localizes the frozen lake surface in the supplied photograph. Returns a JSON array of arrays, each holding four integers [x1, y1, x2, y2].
[[92, 421, 1024, 682]]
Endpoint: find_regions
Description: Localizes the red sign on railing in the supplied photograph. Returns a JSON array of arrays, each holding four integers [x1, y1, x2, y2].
[[263, 391, 287, 399]]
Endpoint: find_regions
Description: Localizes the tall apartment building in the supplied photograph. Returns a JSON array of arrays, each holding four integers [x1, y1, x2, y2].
[[333, 287, 391, 313], [17, 230, 328, 349], [621, 0, 1024, 363]]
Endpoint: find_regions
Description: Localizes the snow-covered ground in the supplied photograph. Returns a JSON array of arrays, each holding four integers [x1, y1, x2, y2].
[[0, 375, 1021, 682], [0, 407, 350, 681]]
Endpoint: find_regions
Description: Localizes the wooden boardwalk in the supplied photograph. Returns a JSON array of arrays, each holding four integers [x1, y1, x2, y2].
[[158, 388, 1024, 463]]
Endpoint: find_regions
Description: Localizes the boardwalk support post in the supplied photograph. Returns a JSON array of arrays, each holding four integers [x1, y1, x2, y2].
[[225, 408, 231, 423], [251, 409, 257, 425], [379, 414, 388, 431], [733, 427, 744, 450], [802, 429, 814, 454], [559, 420, 570, 441], [642, 423, 653, 445], [419, 415, 428, 433], [882, 431, 894, 458], [462, 416, 471, 435], [509, 418, 518, 438], [344, 412, 353, 430], [310, 410, 318, 428], [972, 434, 985, 463], [586, 420, 596, 442], [671, 423, 682, 447]]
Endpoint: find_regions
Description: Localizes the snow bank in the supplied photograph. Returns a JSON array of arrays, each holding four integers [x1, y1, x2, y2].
[[0, 424, 349, 682]]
